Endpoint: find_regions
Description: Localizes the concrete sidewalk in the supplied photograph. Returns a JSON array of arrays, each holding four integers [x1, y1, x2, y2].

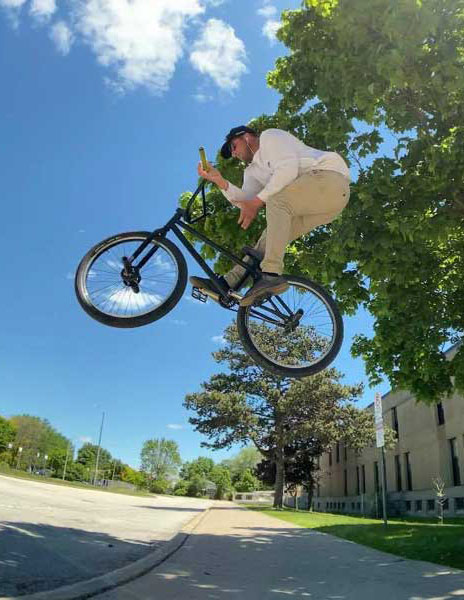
[[95, 504, 464, 599]]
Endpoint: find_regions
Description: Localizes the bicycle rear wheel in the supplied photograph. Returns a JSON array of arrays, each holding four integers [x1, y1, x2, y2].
[[75, 232, 187, 328], [236, 275, 343, 378]]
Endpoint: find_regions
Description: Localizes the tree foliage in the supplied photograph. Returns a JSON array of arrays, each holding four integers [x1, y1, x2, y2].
[[184, 324, 377, 507], [140, 438, 181, 481], [9, 415, 71, 470], [182, 0, 464, 402]]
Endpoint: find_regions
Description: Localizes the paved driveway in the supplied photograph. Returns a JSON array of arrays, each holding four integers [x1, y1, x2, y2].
[[0, 475, 211, 597]]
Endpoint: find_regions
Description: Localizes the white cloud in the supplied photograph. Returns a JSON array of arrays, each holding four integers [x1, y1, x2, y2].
[[74, 0, 204, 93], [189, 18, 247, 92], [257, 5, 276, 18], [257, 2, 281, 45], [192, 92, 213, 103], [0, 0, 27, 9], [50, 21, 73, 54], [262, 19, 280, 44], [79, 436, 92, 443], [167, 424, 185, 430], [171, 319, 187, 326], [66, 271, 75, 280], [30, 0, 56, 21], [211, 334, 226, 344]]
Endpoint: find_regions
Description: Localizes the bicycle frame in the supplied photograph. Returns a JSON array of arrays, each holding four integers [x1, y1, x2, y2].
[[126, 180, 257, 298], [124, 180, 297, 325]]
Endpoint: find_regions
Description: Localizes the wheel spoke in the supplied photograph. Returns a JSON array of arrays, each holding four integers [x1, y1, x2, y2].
[[82, 237, 179, 319], [241, 277, 341, 374]]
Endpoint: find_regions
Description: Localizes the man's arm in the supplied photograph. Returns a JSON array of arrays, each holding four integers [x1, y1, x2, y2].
[[255, 131, 300, 202]]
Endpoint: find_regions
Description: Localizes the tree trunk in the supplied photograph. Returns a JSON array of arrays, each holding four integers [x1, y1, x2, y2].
[[273, 447, 285, 508]]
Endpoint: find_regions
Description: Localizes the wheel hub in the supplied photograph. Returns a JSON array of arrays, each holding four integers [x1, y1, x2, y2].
[[121, 257, 141, 293], [283, 308, 304, 333]]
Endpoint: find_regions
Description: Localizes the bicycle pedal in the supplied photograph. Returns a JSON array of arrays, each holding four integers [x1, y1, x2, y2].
[[192, 287, 208, 303]]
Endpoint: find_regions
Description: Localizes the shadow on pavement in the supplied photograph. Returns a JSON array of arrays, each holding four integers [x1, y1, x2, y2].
[[93, 514, 464, 600], [134, 506, 204, 512], [0, 521, 159, 597]]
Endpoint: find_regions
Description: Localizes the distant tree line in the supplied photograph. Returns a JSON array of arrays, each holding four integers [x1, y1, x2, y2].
[[0, 414, 267, 499]]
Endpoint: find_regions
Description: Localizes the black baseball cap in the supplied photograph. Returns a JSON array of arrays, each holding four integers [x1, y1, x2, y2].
[[220, 125, 257, 159]]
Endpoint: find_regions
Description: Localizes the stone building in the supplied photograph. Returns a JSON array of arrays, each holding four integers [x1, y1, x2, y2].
[[311, 344, 464, 518]]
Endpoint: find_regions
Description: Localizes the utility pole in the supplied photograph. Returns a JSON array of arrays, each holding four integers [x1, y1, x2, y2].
[[93, 412, 105, 486], [62, 443, 71, 481]]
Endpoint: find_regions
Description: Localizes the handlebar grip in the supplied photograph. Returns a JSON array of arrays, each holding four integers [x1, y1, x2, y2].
[[199, 147, 209, 171]]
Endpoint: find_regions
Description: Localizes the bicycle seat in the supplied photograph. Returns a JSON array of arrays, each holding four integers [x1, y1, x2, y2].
[[242, 246, 264, 262]]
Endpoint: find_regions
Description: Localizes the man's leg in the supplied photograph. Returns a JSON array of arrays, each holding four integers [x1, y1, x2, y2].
[[223, 229, 267, 289], [260, 170, 350, 275]]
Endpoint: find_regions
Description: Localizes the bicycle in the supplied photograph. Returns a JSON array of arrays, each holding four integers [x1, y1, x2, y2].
[[74, 177, 343, 378]]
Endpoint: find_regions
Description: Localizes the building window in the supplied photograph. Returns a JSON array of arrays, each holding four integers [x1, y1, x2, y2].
[[328, 450, 332, 466], [455, 498, 464, 511], [405, 500, 411, 511], [344, 469, 348, 496], [356, 466, 360, 495], [374, 461, 380, 493], [362, 465, 366, 494], [395, 455, 402, 491], [344, 444, 347, 462], [427, 499, 435, 511], [415, 499, 422, 511], [336, 442, 340, 463], [449, 438, 461, 486], [437, 402, 445, 426], [443, 498, 449, 511], [392, 407, 399, 438], [404, 452, 413, 491]]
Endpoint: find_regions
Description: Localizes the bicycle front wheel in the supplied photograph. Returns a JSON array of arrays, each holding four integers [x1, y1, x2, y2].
[[75, 232, 187, 328], [236, 275, 343, 378]]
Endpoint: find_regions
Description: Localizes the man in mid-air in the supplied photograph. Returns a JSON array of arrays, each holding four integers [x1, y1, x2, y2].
[[190, 125, 350, 306]]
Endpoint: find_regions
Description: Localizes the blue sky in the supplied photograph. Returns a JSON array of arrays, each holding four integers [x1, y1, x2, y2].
[[0, 0, 390, 469]]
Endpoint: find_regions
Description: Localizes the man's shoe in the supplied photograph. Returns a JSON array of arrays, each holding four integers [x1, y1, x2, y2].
[[240, 274, 289, 307], [189, 275, 228, 298]]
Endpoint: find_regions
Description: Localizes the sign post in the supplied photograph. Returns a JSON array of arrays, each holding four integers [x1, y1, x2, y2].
[[374, 392, 388, 527]]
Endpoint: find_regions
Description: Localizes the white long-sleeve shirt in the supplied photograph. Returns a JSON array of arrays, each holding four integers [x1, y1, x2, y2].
[[221, 128, 350, 204]]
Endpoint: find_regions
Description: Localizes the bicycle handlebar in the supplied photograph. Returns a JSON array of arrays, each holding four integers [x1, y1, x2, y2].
[[184, 180, 209, 224]]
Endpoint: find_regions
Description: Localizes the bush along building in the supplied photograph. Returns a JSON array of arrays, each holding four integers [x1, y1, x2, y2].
[[301, 344, 464, 518]]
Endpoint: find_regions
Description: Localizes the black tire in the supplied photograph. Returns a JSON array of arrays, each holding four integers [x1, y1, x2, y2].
[[236, 275, 343, 378], [75, 231, 187, 328]]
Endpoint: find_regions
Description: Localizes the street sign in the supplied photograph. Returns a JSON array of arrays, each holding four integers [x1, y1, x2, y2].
[[374, 392, 384, 448]]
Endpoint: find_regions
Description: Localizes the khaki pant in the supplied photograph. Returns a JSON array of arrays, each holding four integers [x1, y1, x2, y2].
[[225, 170, 350, 288]]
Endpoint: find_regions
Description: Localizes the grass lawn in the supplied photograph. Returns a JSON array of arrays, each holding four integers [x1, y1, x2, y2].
[[245, 505, 464, 570], [0, 466, 153, 498]]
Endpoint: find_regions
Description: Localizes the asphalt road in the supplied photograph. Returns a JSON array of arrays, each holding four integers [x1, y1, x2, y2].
[[0, 475, 211, 597]]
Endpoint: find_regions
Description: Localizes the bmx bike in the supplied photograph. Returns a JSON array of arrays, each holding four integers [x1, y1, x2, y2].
[[75, 179, 343, 378]]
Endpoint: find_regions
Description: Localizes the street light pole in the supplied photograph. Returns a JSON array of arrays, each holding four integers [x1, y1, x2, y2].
[[93, 411, 105, 486], [62, 443, 71, 481]]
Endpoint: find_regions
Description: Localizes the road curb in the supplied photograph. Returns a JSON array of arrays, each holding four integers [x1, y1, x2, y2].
[[4, 507, 211, 600]]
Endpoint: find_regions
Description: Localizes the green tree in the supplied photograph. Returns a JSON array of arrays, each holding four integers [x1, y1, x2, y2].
[[181, 0, 464, 402], [180, 456, 215, 481], [77, 443, 113, 479], [121, 465, 145, 488], [210, 465, 233, 499], [10, 415, 70, 473], [221, 446, 261, 486], [184, 324, 377, 508], [140, 438, 182, 483], [0, 416, 16, 463], [262, 0, 464, 402], [234, 468, 260, 493]]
